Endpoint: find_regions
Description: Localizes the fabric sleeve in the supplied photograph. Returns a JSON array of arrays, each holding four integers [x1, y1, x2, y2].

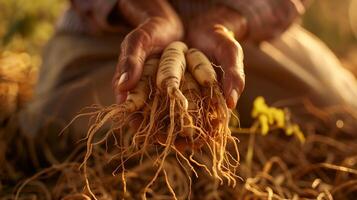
[[70, 0, 126, 33], [220, 0, 311, 42]]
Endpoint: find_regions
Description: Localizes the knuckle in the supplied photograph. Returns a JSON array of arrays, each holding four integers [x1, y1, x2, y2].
[[216, 34, 241, 57], [228, 72, 245, 94], [117, 55, 129, 71], [149, 16, 168, 26], [118, 55, 143, 74], [217, 40, 243, 66], [137, 28, 152, 45], [237, 74, 245, 92], [225, 61, 245, 93], [125, 28, 152, 48], [234, 68, 245, 93], [227, 42, 239, 56], [227, 40, 243, 56]]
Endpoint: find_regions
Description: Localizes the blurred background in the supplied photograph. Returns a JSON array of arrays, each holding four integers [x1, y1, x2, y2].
[[0, 0, 356, 75]]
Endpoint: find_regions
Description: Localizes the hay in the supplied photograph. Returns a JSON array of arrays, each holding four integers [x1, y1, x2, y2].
[[1, 97, 356, 199], [0, 51, 37, 121], [1, 51, 357, 200]]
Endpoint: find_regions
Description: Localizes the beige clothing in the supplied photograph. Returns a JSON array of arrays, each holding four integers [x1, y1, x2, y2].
[[19, 25, 357, 140]]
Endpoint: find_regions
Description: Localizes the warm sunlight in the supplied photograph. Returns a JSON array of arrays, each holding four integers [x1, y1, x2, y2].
[[1, 1, 357, 199]]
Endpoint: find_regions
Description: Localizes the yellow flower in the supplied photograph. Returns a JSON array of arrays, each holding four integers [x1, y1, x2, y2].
[[251, 96, 268, 117], [286, 125, 305, 144], [251, 96, 305, 144], [258, 115, 269, 135]]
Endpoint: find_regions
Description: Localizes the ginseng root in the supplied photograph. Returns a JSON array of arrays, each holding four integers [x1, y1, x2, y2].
[[81, 58, 159, 199], [77, 45, 241, 200], [180, 72, 202, 140], [186, 48, 239, 186], [156, 41, 188, 110], [140, 41, 190, 199]]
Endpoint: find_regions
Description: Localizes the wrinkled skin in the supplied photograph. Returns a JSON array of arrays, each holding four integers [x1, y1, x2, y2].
[[113, 0, 305, 108], [113, 0, 183, 103], [185, 6, 248, 109]]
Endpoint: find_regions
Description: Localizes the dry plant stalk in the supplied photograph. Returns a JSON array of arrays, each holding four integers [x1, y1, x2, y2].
[[2, 42, 357, 200], [5, 86, 357, 200], [0, 51, 37, 121], [0, 82, 19, 119], [186, 48, 239, 185]]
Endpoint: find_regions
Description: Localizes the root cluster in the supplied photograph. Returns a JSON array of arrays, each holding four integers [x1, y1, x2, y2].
[[2, 45, 357, 200], [3, 100, 357, 199]]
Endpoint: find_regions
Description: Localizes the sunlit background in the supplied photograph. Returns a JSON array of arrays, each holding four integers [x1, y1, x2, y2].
[[0, 1, 357, 199], [0, 0, 356, 74]]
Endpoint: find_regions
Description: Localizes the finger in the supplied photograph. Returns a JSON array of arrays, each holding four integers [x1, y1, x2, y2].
[[113, 27, 152, 95], [113, 17, 182, 101], [115, 92, 128, 104], [213, 27, 245, 109]]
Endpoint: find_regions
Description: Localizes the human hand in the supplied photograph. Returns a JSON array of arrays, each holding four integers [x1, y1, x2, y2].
[[113, 0, 183, 103], [185, 6, 248, 109]]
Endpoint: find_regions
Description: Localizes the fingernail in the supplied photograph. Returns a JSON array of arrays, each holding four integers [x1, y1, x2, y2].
[[227, 89, 239, 108], [117, 72, 128, 88]]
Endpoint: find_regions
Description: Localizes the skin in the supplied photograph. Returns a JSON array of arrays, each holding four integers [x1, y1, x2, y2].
[[113, 0, 246, 108], [185, 5, 248, 109], [184, 1, 308, 108], [113, 0, 183, 103], [113, 0, 306, 109]]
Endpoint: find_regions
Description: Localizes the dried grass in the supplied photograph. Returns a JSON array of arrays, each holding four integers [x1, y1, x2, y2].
[[1, 52, 357, 200]]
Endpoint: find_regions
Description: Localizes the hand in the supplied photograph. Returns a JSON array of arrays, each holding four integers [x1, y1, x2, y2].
[[234, 0, 306, 41], [113, 0, 183, 103], [186, 6, 248, 109]]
